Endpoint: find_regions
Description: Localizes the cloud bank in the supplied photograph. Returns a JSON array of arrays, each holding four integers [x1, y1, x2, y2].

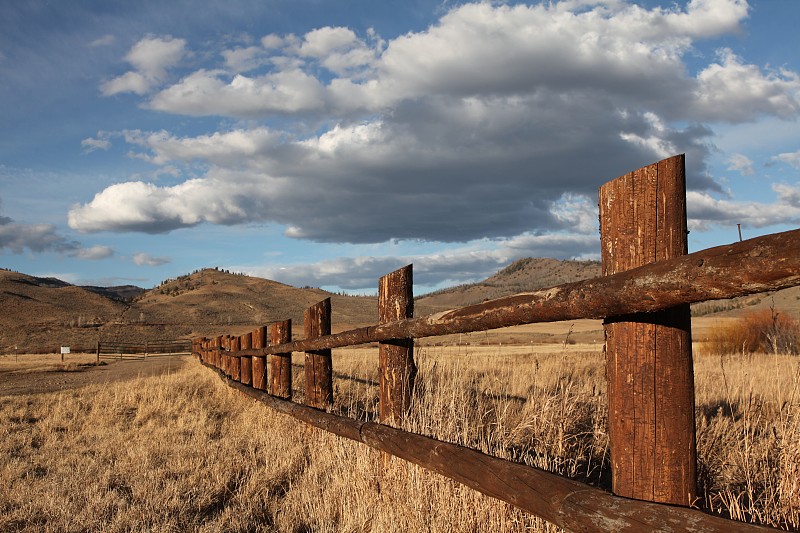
[[69, 0, 800, 289], [0, 211, 114, 259]]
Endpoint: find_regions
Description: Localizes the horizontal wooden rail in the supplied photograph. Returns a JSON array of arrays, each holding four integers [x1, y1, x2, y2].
[[232, 228, 800, 357], [202, 362, 775, 533]]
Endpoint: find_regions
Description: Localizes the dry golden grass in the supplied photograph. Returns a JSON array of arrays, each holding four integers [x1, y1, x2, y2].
[[695, 352, 800, 529], [0, 352, 100, 374], [1, 345, 799, 531]]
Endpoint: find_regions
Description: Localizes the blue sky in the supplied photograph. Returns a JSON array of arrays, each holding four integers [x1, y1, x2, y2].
[[1, 0, 799, 293]]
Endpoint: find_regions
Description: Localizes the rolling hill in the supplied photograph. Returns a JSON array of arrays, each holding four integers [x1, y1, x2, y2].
[[2, 258, 798, 354], [417, 258, 602, 311], [0, 268, 384, 353]]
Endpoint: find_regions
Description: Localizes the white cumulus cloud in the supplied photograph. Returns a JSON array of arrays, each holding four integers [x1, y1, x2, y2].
[[101, 35, 186, 96], [132, 252, 171, 266], [687, 183, 800, 231], [75, 245, 114, 260], [775, 149, 800, 169], [727, 153, 755, 176]]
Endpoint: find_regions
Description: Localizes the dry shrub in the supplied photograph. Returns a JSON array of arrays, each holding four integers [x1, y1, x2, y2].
[[703, 309, 800, 355]]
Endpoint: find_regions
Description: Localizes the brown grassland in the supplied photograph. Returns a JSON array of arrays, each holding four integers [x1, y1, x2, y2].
[[1, 339, 800, 532]]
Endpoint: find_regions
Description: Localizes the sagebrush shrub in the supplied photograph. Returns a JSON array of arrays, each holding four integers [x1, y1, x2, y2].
[[704, 308, 799, 355]]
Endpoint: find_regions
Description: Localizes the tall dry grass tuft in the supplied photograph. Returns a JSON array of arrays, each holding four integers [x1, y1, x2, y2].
[[695, 353, 800, 529], [702, 308, 800, 355]]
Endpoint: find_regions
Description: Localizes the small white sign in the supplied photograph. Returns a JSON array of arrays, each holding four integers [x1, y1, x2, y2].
[[60, 346, 70, 354]]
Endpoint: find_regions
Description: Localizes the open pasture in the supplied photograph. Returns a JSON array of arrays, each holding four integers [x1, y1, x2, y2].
[[1, 344, 799, 531]]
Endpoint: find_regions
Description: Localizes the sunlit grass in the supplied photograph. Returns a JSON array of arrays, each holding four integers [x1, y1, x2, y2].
[[1, 345, 798, 531]]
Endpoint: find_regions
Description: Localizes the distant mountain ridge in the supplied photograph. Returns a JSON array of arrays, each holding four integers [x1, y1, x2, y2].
[[81, 285, 145, 302], [0, 269, 145, 301]]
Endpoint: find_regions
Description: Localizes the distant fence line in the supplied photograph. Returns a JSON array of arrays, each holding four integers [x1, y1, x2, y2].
[[95, 339, 193, 360], [0, 340, 193, 357], [193, 155, 796, 532]]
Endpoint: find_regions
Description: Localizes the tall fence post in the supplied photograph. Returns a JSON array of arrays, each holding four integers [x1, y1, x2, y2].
[[270, 320, 292, 399], [252, 326, 268, 390], [230, 336, 242, 382], [599, 153, 697, 506], [379, 265, 416, 425], [223, 335, 232, 378], [214, 335, 222, 369], [304, 299, 332, 409], [240, 333, 253, 385]]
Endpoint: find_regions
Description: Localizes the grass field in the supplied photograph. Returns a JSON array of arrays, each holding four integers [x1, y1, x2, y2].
[[1, 344, 799, 531]]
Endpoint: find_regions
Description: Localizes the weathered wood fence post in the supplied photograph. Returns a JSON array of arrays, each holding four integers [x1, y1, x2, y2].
[[252, 326, 268, 390], [223, 335, 232, 377], [270, 320, 292, 399], [240, 332, 253, 385], [215, 335, 223, 369], [304, 299, 333, 409], [599, 153, 697, 506], [230, 335, 241, 382], [379, 265, 416, 425]]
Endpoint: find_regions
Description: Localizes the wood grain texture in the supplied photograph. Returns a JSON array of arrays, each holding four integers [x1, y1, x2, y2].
[[378, 265, 416, 425], [599, 154, 696, 505], [304, 299, 332, 409], [239, 333, 252, 385], [251, 326, 267, 390], [229, 335, 241, 382], [269, 320, 292, 399]]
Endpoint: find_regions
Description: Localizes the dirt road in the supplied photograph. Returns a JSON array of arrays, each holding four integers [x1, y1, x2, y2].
[[0, 354, 191, 396]]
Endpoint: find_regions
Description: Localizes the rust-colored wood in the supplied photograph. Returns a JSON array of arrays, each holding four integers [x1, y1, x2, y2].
[[239, 333, 253, 385], [241, 332, 252, 349], [240, 356, 252, 385], [199, 338, 207, 364], [203, 360, 775, 533], [227, 336, 233, 376], [304, 299, 332, 409], [270, 320, 292, 399], [252, 326, 268, 390], [230, 336, 241, 382], [379, 265, 416, 425], [230, 228, 800, 360], [253, 326, 267, 349], [220, 335, 227, 375], [599, 154, 696, 506]]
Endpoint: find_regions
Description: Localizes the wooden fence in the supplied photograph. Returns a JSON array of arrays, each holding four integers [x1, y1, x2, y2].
[[193, 155, 798, 532], [96, 339, 192, 360]]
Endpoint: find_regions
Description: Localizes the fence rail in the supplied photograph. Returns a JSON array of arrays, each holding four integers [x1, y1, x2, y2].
[[204, 363, 775, 533], [193, 155, 792, 532], [230, 228, 800, 357]]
